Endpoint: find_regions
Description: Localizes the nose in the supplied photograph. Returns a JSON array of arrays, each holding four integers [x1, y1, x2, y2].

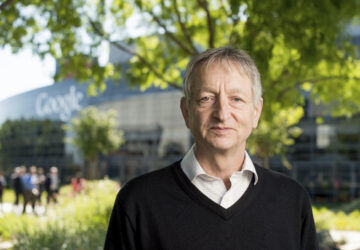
[[213, 96, 230, 121]]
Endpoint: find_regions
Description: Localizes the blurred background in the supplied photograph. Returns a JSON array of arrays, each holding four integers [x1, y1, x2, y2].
[[0, 0, 360, 249]]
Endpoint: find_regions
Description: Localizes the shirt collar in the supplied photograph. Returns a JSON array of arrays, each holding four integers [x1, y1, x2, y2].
[[180, 144, 259, 185], [180, 144, 205, 182]]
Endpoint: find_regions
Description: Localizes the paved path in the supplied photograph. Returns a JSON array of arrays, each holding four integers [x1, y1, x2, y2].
[[0, 241, 12, 250], [330, 230, 360, 250], [0, 202, 46, 216]]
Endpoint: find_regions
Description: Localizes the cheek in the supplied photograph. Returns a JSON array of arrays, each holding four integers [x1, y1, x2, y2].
[[189, 111, 208, 131], [231, 110, 243, 123], [187, 111, 197, 130], [234, 111, 254, 126], [197, 111, 212, 126]]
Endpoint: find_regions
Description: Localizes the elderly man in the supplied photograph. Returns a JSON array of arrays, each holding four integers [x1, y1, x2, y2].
[[105, 47, 318, 249]]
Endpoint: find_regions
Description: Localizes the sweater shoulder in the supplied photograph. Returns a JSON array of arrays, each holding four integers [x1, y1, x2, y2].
[[255, 165, 314, 219], [255, 164, 307, 195], [116, 161, 180, 204]]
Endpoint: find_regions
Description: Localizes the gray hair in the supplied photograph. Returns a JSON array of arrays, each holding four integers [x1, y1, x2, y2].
[[182, 47, 262, 107]]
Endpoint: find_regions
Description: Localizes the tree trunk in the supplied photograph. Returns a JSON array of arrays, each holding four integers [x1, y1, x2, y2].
[[86, 155, 99, 179]]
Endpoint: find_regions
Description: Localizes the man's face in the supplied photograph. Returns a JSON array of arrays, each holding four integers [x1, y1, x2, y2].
[[181, 61, 263, 153]]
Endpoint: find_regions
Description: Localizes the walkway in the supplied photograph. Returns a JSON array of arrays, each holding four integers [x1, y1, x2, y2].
[[330, 230, 360, 250], [0, 202, 46, 216]]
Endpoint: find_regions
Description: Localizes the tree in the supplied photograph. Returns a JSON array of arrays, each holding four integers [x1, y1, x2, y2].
[[64, 107, 124, 179], [1, 0, 360, 164]]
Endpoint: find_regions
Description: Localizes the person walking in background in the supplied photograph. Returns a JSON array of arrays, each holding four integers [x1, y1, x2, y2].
[[20, 166, 29, 213], [11, 166, 24, 207], [71, 171, 86, 196], [37, 168, 46, 205], [30, 166, 40, 200], [45, 166, 60, 204], [0, 171, 6, 211], [21, 166, 38, 214]]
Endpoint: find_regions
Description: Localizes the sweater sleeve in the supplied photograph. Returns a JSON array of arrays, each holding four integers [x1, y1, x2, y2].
[[104, 194, 138, 250], [300, 195, 319, 250]]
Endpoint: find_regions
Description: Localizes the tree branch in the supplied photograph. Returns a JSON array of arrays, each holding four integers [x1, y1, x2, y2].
[[297, 75, 360, 85], [269, 69, 290, 88], [149, 11, 194, 55], [0, 0, 14, 11], [217, 2, 240, 46], [275, 75, 360, 101], [229, 17, 240, 46], [89, 19, 181, 90], [111, 41, 181, 89], [275, 86, 297, 101], [172, 0, 198, 55], [196, 0, 215, 48]]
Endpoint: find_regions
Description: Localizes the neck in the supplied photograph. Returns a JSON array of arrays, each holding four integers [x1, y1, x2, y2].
[[194, 144, 246, 189]]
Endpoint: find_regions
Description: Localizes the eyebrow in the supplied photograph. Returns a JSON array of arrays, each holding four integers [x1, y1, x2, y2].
[[197, 87, 243, 94]]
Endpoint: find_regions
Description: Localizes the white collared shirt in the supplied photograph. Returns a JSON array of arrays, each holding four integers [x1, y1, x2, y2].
[[180, 144, 258, 209]]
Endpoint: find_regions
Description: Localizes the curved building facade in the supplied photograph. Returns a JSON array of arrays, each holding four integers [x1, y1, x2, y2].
[[0, 78, 189, 183]]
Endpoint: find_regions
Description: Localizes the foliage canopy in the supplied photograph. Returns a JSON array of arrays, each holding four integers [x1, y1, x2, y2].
[[1, 0, 360, 162], [64, 106, 124, 178]]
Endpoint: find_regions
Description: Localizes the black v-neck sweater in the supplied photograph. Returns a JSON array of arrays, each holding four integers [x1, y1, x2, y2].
[[104, 161, 318, 250]]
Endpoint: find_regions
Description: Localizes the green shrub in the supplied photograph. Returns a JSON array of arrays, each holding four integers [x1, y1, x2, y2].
[[0, 213, 37, 241], [313, 202, 360, 231], [0, 179, 118, 249]]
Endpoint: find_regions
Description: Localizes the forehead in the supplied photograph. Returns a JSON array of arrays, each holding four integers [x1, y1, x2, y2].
[[191, 60, 251, 91]]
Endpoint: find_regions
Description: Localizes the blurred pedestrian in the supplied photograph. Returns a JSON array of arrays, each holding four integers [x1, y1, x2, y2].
[[45, 166, 60, 204], [0, 171, 6, 210], [21, 166, 38, 214], [37, 168, 46, 204], [71, 171, 86, 196], [11, 166, 24, 207]]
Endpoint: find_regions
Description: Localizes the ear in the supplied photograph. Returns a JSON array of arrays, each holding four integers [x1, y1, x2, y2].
[[180, 97, 190, 128], [252, 98, 263, 129]]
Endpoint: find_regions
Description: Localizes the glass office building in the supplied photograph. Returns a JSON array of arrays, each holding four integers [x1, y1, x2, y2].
[[270, 101, 360, 201], [269, 24, 360, 200], [0, 78, 188, 183]]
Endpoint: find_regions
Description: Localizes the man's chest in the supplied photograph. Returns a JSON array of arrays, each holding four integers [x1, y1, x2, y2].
[[132, 199, 300, 250]]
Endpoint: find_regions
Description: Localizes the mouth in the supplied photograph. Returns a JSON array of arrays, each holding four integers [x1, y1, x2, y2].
[[210, 126, 232, 134]]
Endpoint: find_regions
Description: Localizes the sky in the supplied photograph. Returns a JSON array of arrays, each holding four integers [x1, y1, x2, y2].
[[0, 46, 55, 102], [0, 9, 150, 103]]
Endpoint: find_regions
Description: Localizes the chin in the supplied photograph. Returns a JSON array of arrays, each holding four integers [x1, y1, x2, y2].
[[207, 139, 236, 152]]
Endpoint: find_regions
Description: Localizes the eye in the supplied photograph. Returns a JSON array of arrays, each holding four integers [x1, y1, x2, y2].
[[201, 96, 211, 102], [198, 95, 215, 106], [230, 96, 245, 107], [232, 96, 244, 103]]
